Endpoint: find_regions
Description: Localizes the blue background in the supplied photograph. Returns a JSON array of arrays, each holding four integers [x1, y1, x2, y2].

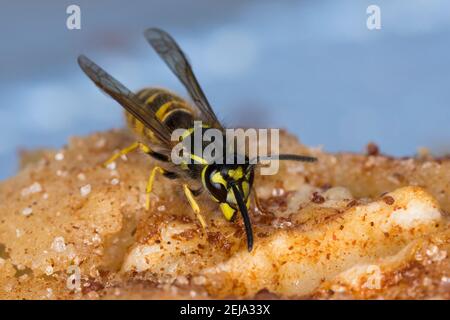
[[1, 0, 449, 180]]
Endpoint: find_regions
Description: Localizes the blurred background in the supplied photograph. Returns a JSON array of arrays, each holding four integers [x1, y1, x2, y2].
[[1, 0, 449, 180]]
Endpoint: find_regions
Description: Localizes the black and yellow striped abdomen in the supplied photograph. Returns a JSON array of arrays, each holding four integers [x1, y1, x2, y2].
[[126, 88, 219, 180], [125, 88, 195, 143]]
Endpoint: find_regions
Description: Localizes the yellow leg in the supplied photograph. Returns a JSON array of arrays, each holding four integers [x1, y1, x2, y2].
[[183, 184, 207, 229], [104, 141, 144, 166], [145, 166, 165, 210], [104, 141, 163, 168]]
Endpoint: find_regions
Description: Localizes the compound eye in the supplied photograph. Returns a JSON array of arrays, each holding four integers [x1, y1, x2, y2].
[[207, 170, 228, 202]]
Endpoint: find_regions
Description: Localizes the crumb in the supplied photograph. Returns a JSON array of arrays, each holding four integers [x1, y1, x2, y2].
[[21, 182, 42, 197], [80, 184, 91, 197], [21, 207, 33, 216], [56, 170, 68, 177], [46, 288, 53, 299], [95, 138, 106, 149], [51, 237, 66, 253], [272, 187, 285, 197], [417, 147, 430, 159], [55, 152, 64, 161], [106, 162, 116, 170], [366, 142, 380, 156], [45, 265, 54, 275]]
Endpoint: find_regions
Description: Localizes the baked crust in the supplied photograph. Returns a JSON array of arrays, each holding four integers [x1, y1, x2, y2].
[[0, 130, 448, 299]]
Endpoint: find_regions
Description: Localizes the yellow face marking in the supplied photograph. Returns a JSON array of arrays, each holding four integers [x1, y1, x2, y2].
[[220, 202, 236, 221], [242, 181, 249, 198], [228, 167, 244, 181], [211, 171, 227, 187], [226, 189, 236, 205]]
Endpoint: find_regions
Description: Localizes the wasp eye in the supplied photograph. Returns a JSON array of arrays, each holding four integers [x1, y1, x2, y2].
[[203, 168, 228, 202]]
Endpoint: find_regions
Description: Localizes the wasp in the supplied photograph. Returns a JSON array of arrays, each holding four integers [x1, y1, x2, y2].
[[78, 28, 316, 251]]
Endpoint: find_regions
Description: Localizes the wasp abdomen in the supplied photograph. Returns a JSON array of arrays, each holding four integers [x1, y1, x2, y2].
[[125, 88, 195, 142]]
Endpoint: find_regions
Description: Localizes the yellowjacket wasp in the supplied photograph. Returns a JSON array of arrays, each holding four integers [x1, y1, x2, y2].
[[78, 28, 316, 251]]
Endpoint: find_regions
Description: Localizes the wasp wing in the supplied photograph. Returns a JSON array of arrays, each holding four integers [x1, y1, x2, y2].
[[78, 55, 173, 146], [144, 28, 223, 130]]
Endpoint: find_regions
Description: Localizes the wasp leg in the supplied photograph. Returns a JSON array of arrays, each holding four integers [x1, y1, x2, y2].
[[145, 166, 178, 210], [104, 141, 140, 166], [140, 144, 170, 162], [183, 184, 207, 229], [253, 191, 271, 215], [104, 141, 169, 167]]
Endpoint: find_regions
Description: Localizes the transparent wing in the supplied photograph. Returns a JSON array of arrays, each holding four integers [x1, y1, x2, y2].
[[144, 28, 223, 129], [77, 55, 173, 146]]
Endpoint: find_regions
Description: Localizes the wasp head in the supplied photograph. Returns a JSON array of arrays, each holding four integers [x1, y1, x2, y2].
[[202, 163, 255, 251]]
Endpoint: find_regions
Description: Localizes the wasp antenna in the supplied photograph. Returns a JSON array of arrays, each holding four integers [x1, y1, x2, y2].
[[276, 154, 317, 162], [231, 184, 253, 252], [249, 154, 317, 164]]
